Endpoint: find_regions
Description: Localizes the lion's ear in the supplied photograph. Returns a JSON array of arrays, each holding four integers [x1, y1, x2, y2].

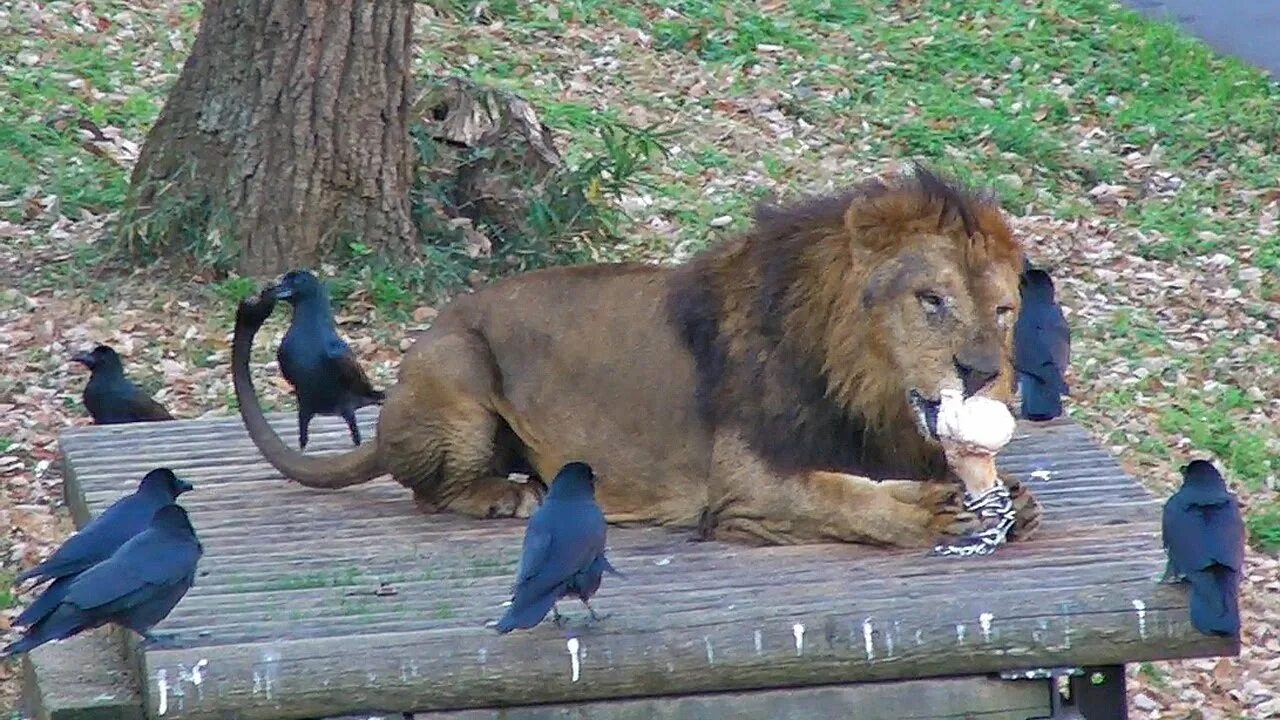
[[971, 204, 1017, 251], [841, 184, 937, 253]]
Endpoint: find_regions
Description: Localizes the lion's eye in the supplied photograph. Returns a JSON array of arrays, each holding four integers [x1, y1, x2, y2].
[[917, 292, 945, 312], [996, 305, 1015, 318]]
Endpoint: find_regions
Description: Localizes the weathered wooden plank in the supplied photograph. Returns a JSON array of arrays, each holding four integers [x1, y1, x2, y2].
[[135, 578, 1232, 720], [40, 412, 1234, 720], [148, 549, 1168, 641], [404, 676, 1053, 720], [19, 627, 144, 720]]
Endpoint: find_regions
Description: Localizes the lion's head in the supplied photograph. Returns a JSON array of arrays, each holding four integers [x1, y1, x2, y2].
[[671, 165, 1024, 477], [833, 168, 1023, 443]]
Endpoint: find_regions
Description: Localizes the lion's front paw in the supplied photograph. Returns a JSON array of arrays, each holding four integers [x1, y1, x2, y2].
[[1006, 477, 1042, 541], [922, 482, 982, 538]]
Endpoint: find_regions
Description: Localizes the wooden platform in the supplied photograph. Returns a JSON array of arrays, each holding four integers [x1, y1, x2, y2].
[[34, 411, 1235, 719]]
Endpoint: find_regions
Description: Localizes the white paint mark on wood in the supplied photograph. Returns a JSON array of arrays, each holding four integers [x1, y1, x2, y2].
[[1132, 599, 1147, 639], [792, 623, 805, 656], [1030, 469, 1052, 481], [754, 629, 763, 655], [888, 621, 900, 657], [979, 612, 994, 642], [177, 658, 208, 701], [703, 636, 715, 665], [156, 669, 169, 716], [567, 638, 582, 682], [477, 648, 488, 664], [171, 672, 185, 713], [258, 649, 279, 701], [1033, 618, 1048, 644], [914, 629, 923, 646], [862, 618, 875, 661], [955, 624, 967, 643], [655, 557, 672, 566]]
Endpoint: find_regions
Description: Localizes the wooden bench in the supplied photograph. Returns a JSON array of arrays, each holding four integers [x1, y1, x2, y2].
[[21, 411, 1236, 720]]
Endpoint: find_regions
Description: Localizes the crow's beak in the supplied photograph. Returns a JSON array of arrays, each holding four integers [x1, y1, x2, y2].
[[71, 351, 95, 368], [271, 281, 294, 300], [176, 479, 195, 494]]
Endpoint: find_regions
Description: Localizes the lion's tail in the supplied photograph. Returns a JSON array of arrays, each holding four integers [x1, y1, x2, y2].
[[232, 295, 384, 488]]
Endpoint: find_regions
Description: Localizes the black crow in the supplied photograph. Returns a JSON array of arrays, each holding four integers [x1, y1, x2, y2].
[[14, 467, 194, 625], [2, 503, 203, 656], [1013, 260, 1071, 421], [495, 462, 621, 633], [270, 270, 385, 449], [1161, 460, 1246, 637], [71, 345, 174, 424]]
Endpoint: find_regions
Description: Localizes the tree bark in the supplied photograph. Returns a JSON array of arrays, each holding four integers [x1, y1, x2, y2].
[[121, 0, 416, 276]]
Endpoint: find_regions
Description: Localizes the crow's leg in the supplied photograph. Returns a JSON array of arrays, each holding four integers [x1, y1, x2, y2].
[[341, 408, 362, 446]]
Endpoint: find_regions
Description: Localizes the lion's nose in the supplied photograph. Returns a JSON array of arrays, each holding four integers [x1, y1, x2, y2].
[[954, 352, 1000, 397]]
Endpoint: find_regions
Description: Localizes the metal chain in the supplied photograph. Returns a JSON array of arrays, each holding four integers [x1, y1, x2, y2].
[[930, 482, 1016, 557]]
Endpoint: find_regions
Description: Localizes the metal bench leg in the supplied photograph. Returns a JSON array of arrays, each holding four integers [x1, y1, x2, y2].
[[1069, 665, 1127, 720]]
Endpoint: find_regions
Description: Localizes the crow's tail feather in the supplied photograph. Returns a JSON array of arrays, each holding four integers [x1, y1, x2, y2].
[[495, 593, 560, 634], [1019, 374, 1064, 421], [15, 575, 75, 627], [1187, 566, 1240, 637]]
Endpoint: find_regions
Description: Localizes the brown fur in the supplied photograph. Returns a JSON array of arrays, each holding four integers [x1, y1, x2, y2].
[[233, 165, 1042, 547]]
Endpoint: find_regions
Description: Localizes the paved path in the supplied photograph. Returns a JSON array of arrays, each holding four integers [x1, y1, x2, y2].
[[1122, 0, 1280, 77]]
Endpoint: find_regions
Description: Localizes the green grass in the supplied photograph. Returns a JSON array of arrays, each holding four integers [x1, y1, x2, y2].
[[1136, 662, 1170, 690], [255, 568, 364, 592], [457, 0, 1279, 259], [0, 569, 14, 611]]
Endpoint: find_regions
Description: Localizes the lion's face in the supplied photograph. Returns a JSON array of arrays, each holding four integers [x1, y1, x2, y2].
[[859, 235, 1021, 443]]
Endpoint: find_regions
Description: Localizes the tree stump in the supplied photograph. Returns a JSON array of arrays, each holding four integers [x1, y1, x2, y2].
[[410, 76, 595, 263]]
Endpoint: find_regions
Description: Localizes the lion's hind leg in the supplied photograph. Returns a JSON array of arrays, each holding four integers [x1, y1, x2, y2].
[[383, 332, 543, 520]]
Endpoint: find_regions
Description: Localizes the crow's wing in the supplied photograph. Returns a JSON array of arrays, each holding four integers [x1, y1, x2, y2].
[[14, 574, 75, 627], [511, 503, 604, 603], [122, 380, 174, 421], [62, 530, 201, 615], [17, 491, 160, 583], [511, 518, 553, 593], [1015, 302, 1070, 391], [1203, 496, 1246, 571], [1163, 493, 1211, 573], [325, 336, 382, 399]]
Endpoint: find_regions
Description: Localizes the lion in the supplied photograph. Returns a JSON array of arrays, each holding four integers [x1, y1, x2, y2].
[[232, 165, 1042, 549]]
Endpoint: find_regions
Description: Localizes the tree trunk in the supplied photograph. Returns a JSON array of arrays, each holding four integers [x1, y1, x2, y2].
[[121, 0, 416, 276]]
